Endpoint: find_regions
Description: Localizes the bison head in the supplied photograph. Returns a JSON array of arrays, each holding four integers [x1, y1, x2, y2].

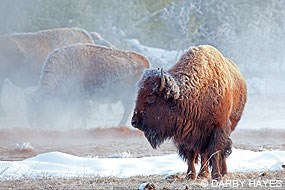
[[131, 68, 180, 148]]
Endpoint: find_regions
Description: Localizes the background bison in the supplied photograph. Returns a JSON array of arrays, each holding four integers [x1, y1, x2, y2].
[[131, 45, 247, 180], [0, 27, 94, 116], [26, 44, 149, 128]]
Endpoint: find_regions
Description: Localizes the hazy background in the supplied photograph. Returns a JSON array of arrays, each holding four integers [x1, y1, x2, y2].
[[0, 0, 284, 129]]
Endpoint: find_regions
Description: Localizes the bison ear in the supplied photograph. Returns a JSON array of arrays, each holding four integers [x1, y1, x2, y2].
[[158, 68, 180, 100]]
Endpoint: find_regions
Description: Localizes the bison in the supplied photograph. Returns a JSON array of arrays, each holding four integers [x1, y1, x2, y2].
[[0, 27, 94, 116], [26, 44, 149, 128], [131, 45, 247, 180]]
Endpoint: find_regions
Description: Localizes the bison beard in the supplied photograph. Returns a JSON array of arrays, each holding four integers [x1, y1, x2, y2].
[[144, 127, 163, 149], [132, 45, 247, 180]]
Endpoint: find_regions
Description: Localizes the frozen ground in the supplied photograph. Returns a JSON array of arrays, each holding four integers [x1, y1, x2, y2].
[[0, 127, 284, 180], [0, 148, 284, 179]]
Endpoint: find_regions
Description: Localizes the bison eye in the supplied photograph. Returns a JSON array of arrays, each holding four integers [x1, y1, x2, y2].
[[146, 95, 157, 104]]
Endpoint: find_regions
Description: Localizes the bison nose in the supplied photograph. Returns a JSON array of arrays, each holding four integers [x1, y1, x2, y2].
[[131, 113, 141, 128], [131, 117, 138, 127]]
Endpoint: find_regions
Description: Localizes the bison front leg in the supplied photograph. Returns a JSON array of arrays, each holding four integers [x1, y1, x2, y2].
[[185, 150, 198, 180], [178, 147, 197, 180], [177, 145, 197, 180]]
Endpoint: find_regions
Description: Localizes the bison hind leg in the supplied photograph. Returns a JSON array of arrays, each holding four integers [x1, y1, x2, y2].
[[220, 137, 233, 176], [197, 153, 209, 179], [207, 126, 232, 180]]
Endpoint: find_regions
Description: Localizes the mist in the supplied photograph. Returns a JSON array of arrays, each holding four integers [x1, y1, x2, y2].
[[0, 0, 284, 132]]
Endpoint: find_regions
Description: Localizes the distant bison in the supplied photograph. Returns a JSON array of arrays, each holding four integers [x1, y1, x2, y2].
[[131, 45, 247, 180], [26, 44, 149, 127], [0, 27, 94, 116]]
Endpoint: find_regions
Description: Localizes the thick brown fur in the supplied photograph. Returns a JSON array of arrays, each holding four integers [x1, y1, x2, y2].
[[131, 45, 247, 180]]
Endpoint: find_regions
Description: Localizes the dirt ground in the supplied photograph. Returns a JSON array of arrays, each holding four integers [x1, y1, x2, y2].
[[0, 127, 284, 189], [0, 127, 285, 161], [0, 171, 284, 190]]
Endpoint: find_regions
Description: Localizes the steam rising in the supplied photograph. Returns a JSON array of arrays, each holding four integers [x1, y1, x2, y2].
[[0, 0, 284, 131]]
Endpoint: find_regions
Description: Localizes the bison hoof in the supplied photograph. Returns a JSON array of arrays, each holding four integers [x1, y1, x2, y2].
[[185, 172, 196, 180], [198, 171, 209, 179], [221, 170, 228, 177], [211, 173, 222, 181]]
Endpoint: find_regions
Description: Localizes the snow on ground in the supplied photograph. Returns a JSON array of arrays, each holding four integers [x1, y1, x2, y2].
[[0, 148, 284, 180]]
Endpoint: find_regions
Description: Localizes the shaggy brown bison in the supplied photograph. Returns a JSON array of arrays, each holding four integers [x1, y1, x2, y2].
[[0, 27, 94, 116], [26, 44, 149, 128], [131, 45, 247, 180]]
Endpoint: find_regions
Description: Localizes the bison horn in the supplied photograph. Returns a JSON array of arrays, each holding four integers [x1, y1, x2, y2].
[[159, 68, 166, 91]]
